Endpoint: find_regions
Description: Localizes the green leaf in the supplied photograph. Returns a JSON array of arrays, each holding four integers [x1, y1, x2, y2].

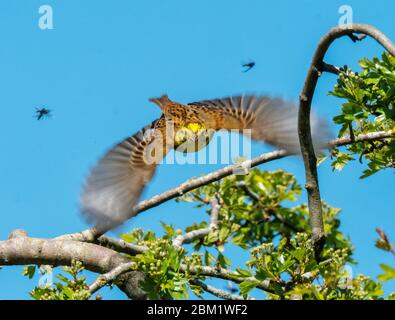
[[331, 152, 354, 171], [217, 253, 231, 267], [204, 250, 216, 266], [317, 155, 328, 167], [235, 268, 252, 277], [206, 231, 219, 244], [377, 264, 395, 282], [278, 258, 296, 273], [239, 280, 258, 297], [219, 227, 230, 242], [23, 266, 36, 279], [161, 222, 175, 238], [255, 268, 273, 281], [120, 233, 136, 243], [290, 248, 306, 262]]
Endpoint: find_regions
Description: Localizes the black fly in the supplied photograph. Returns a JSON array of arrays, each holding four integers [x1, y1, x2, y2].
[[34, 108, 51, 120], [242, 61, 255, 72]]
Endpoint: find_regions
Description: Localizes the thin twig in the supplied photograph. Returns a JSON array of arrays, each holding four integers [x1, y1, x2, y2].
[[318, 61, 342, 75], [89, 262, 135, 294], [172, 195, 220, 248], [190, 279, 251, 300], [328, 130, 395, 147], [298, 24, 395, 258], [209, 195, 220, 228], [235, 181, 260, 202], [181, 264, 275, 293], [132, 151, 287, 220]]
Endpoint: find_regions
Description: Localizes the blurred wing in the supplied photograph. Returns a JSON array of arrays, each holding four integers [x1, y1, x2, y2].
[[80, 116, 169, 231], [189, 95, 329, 154]]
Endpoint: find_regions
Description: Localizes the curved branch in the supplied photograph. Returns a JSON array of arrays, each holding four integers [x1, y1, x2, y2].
[[298, 24, 395, 256], [133, 150, 288, 218]]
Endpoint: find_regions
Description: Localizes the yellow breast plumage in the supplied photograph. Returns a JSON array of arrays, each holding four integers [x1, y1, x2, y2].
[[174, 122, 214, 153]]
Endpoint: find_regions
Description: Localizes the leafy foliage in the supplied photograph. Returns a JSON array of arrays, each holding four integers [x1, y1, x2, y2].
[[115, 169, 392, 300], [329, 53, 395, 178], [122, 230, 192, 299]]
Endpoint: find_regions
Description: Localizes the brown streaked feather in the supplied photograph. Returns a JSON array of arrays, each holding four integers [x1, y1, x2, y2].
[[80, 116, 170, 231]]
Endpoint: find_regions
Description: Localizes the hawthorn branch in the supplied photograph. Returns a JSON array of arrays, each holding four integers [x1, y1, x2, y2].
[[328, 130, 395, 147], [96, 236, 149, 255], [173, 195, 220, 248], [181, 264, 275, 293], [0, 230, 146, 299], [55, 228, 100, 243], [132, 151, 288, 220], [0, 229, 274, 298], [89, 262, 135, 295], [317, 61, 342, 75], [298, 24, 395, 257]]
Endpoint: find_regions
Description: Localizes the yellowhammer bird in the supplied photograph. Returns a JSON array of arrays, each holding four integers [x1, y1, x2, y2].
[[81, 95, 328, 230]]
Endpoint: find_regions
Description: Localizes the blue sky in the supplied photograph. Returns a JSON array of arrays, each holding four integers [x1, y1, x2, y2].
[[0, 0, 394, 299]]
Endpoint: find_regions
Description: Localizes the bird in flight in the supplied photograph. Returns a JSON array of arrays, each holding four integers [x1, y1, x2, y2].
[[34, 108, 51, 120], [242, 61, 256, 72], [81, 95, 328, 231]]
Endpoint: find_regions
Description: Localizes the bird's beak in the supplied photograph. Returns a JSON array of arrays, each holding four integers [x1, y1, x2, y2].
[[149, 97, 161, 106], [149, 95, 171, 110]]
